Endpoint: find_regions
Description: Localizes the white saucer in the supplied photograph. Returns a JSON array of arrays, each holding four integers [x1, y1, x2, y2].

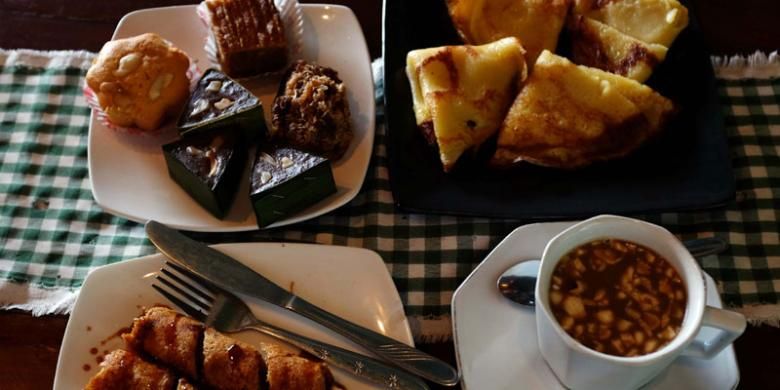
[[452, 222, 739, 390]]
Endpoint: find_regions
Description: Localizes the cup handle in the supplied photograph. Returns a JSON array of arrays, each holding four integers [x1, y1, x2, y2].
[[682, 306, 746, 359]]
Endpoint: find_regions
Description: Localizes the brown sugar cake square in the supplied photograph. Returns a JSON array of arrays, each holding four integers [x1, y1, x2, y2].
[[203, 0, 288, 77]]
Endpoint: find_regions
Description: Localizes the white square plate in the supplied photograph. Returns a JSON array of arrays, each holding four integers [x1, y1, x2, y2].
[[452, 222, 739, 390], [54, 243, 412, 389], [88, 5, 375, 231]]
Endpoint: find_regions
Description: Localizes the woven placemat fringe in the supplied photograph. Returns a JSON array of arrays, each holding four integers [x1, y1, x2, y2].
[[735, 304, 780, 328], [711, 50, 780, 79], [0, 282, 78, 316], [409, 315, 453, 343], [0, 48, 95, 70]]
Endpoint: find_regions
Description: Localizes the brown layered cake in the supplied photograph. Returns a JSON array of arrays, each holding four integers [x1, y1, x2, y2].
[[201, 0, 288, 77]]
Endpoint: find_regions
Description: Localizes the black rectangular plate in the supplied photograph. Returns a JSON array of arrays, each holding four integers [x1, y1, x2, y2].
[[382, 0, 734, 220]]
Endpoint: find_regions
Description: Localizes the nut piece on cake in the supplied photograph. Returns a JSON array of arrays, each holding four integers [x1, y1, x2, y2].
[[85, 33, 190, 132], [272, 60, 353, 160], [201, 0, 288, 78]]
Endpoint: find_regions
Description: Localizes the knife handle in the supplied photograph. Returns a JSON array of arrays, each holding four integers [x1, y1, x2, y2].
[[289, 298, 459, 386]]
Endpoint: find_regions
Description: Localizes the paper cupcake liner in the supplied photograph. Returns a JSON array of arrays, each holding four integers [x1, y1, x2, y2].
[[83, 61, 202, 136], [197, 0, 304, 78]]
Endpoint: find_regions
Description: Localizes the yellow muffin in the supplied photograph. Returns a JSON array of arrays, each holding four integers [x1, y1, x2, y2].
[[86, 33, 190, 131]]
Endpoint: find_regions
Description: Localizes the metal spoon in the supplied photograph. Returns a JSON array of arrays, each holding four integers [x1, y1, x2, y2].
[[497, 237, 728, 306]]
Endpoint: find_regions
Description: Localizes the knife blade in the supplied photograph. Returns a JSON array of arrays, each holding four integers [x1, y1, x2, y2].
[[145, 220, 460, 386]]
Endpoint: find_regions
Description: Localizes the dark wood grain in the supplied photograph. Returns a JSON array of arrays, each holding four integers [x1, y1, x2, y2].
[[0, 0, 382, 58], [0, 1, 778, 389]]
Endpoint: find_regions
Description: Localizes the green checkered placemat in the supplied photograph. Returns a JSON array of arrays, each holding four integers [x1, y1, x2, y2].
[[0, 49, 778, 339]]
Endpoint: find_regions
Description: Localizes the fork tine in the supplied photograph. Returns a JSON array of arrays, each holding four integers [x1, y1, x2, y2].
[[164, 261, 219, 295], [161, 264, 215, 305], [151, 282, 208, 322]]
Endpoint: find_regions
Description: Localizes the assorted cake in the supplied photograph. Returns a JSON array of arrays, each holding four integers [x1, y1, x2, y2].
[[200, 0, 288, 78], [272, 60, 354, 160], [85, 306, 335, 390], [85, 33, 191, 132], [83, 3, 355, 227], [177, 68, 267, 139], [159, 61, 347, 226], [250, 146, 336, 228], [163, 127, 248, 219]]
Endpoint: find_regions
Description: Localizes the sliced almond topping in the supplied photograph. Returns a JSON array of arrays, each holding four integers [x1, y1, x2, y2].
[[191, 99, 209, 116], [113, 52, 142, 77], [205, 80, 223, 92], [213, 98, 234, 111], [148, 73, 173, 101], [186, 146, 205, 156], [281, 156, 294, 169], [260, 171, 272, 184], [260, 152, 277, 165]]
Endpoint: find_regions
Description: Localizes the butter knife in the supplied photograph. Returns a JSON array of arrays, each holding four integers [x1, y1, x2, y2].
[[145, 220, 460, 386]]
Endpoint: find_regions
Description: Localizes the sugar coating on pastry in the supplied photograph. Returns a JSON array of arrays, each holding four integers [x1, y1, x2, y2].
[[86, 33, 190, 131]]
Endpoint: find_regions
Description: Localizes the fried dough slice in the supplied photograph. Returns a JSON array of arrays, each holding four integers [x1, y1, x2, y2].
[[568, 15, 668, 82], [122, 306, 204, 380], [446, 0, 569, 63], [492, 51, 674, 169], [406, 37, 527, 171], [202, 328, 265, 390], [573, 0, 688, 47], [84, 349, 178, 390], [259, 344, 334, 390]]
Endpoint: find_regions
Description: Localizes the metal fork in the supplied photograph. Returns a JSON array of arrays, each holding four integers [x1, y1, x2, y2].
[[152, 261, 430, 390]]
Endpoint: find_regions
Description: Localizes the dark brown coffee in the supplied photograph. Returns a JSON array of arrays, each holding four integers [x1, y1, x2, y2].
[[549, 239, 686, 357]]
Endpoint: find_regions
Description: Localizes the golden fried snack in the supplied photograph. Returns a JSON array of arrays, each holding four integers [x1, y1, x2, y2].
[[491, 51, 674, 169], [84, 349, 177, 390], [406, 37, 527, 171], [446, 0, 569, 63], [568, 15, 668, 82], [202, 327, 266, 390], [573, 0, 688, 47], [122, 306, 203, 380], [259, 344, 334, 390], [86, 33, 190, 131]]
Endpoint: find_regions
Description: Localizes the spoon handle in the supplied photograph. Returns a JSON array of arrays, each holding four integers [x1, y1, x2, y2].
[[684, 237, 728, 258]]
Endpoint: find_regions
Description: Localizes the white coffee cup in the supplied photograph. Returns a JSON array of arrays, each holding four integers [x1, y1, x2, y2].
[[536, 215, 746, 390]]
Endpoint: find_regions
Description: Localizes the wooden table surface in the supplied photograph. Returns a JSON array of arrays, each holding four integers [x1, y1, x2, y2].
[[1, 1, 778, 389]]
